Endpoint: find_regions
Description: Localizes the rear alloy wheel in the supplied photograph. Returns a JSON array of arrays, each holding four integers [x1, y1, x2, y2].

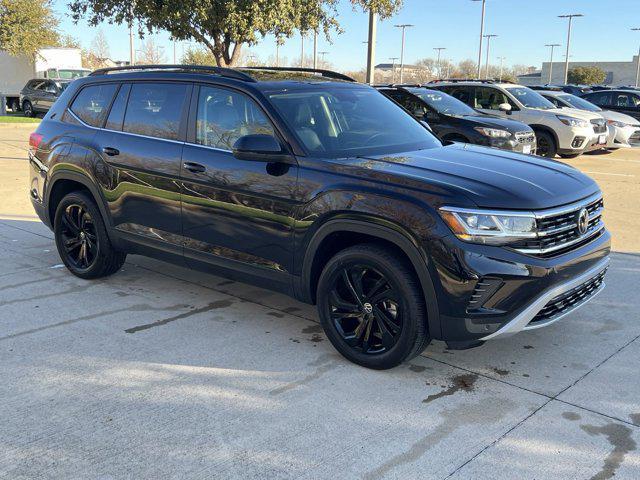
[[22, 101, 34, 118], [54, 191, 126, 279], [317, 244, 430, 369], [535, 130, 557, 158]]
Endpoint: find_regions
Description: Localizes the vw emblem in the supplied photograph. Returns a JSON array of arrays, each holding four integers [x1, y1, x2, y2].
[[577, 208, 589, 235], [363, 303, 373, 314]]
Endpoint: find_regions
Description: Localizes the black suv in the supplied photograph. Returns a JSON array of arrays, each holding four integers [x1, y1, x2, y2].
[[20, 79, 71, 117], [581, 89, 640, 121], [377, 85, 536, 154], [28, 66, 610, 369]]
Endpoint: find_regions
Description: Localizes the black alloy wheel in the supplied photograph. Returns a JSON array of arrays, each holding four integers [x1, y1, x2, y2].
[[535, 130, 557, 158], [328, 264, 402, 355], [60, 204, 98, 270], [54, 191, 126, 279], [317, 244, 430, 369], [22, 101, 34, 118]]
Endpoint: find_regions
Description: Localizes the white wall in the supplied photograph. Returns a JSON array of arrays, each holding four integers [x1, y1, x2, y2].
[[540, 56, 639, 85], [0, 52, 34, 95]]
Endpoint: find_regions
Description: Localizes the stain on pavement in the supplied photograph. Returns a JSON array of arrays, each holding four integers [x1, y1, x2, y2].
[[125, 299, 234, 333], [580, 422, 637, 480], [423, 374, 478, 404]]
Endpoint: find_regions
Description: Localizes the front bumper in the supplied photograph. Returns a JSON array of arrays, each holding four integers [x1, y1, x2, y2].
[[557, 125, 608, 154], [428, 227, 611, 343]]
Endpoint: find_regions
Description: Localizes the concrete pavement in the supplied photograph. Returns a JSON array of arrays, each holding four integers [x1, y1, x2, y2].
[[1, 125, 639, 479]]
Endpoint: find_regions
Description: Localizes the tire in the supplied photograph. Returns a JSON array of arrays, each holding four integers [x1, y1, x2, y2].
[[559, 153, 580, 159], [54, 191, 126, 279], [535, 130, 557, 158], [316, 244, 430, 370], [22, 101, 34, 117]]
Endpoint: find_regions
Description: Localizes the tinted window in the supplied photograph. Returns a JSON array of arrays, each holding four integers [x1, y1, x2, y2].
[[268, 85, 441, 158], [69, 84, 118, 127], [583, 91, 612, 106], [612, 92, 640, 108], [43, 82, 57, 94], [196, 86, 275, 150], [383, 90, 428, 117], [105, 84, 130, 131], [557, 94, 602, 112], [123, 83, 188, 140], [475, 87, 514, 110], [408, 88, 477, 116], [443, 86, 475, 106], [30, 81, 45, 90]]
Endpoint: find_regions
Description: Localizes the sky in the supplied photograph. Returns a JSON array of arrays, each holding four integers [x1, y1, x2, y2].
[[52, 0, 640, 72]]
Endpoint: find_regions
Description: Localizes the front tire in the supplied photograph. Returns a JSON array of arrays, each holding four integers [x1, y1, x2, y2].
[[559, 153, 581, 159], [54, 191, 126, 279], [535, 130, 557, 158], [316, 244, 430, 370]]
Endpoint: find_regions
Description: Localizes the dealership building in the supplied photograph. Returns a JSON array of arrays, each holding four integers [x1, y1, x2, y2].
[[517, 55, 640, 86]]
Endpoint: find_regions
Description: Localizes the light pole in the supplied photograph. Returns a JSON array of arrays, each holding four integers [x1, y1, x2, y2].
[[545, 43, 561, 84], [313, 31, 318, 69], [394, 24, 414, 83], [497, 56, 506, 81], [319, 51, 329, 68], [632, 28, 640, 88], [558, 14, 583, 84], [483, 34, 497, 79], [433, 47, 446, 78], [389, 57, 399, 83], [300, 32, 305, 67], [472, 0, 487, 78], [365, 11, 378, 85]]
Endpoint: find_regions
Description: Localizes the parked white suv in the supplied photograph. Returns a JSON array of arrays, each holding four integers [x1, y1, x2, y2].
[[431, 81, 609, 158], [538, 89, 640, 150]]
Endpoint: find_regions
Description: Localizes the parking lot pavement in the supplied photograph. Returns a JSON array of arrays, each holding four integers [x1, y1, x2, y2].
[[1, 125, 640, 478]]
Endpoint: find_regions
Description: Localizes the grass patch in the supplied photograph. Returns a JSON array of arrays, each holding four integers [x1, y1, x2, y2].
[[0, 113, 41, 124]]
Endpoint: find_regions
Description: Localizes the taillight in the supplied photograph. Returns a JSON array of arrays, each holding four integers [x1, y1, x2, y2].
[[29, 133, 43, 149]]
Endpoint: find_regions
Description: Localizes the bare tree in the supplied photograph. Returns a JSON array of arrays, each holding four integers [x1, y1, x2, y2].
[[137, 38, 166, 65]]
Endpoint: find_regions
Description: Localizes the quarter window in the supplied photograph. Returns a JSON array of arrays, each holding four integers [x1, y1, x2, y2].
[[612, 93, 640, 108], [69, 84, 118, 127], [195, 86, 275, 150], [123, 83, 189, 140]]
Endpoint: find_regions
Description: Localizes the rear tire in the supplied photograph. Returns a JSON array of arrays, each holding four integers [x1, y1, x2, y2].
[[316, 244, 430, 370], [54, 191, 126, 279], [559, 153, 580, 159], [535, 130, 557, 158], [22, 101, 34, 118]]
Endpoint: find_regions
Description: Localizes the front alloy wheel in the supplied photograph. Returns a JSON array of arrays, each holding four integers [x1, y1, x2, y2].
[[317, 244, 430, 369]]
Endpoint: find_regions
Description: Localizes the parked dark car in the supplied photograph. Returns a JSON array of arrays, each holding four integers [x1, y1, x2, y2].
[[530, 85, 593, 96], [28, 65, 610, 369], [581, 89, 640, 121], [20, 79, 71, 117], [377, 85, 536, 154]]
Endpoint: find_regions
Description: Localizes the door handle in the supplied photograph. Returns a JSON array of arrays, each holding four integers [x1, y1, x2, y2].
[[183, 162, 206, 174], [102, 147, 120, 157]]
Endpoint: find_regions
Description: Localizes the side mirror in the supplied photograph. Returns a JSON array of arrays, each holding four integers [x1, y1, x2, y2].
[[498, 103, 512, 113], [232, 134, 295, 164]]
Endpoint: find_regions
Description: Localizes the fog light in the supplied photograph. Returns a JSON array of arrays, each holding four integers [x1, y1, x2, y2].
[[572, 137, 585, 148]]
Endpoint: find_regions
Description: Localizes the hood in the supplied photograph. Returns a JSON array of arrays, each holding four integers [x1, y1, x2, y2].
[[360, 143, 599, 210], [600, 109, 640, 126], [453, 114, 532, 133], [554, 107, 604, 121]]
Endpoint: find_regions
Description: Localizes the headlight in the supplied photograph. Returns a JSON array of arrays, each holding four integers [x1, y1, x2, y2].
[[474, 127, 512, 138], [607, 120, 627, 128], [556, 115, 588, 128], [439, 206, 537, 245]]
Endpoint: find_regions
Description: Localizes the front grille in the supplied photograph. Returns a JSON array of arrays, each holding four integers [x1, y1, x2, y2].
[[529, 268, 607, 325], [511, 195, 605, 257], [629, 130, 640, 146], [591, 118, 607, 134], [515, 131, 535, 144]]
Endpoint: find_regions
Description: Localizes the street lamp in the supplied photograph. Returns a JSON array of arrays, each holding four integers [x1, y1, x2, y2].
[[389, 57, 399, 83], [394, 24, 414, 83], [632, 28, 640, 88], [497, 56, 506, 81], [483, 34, 498, 79], [319, 51, 329, 66], [472, 0, 487, 78], [433, 47, 447, 79], [300, 32, 305, 68], [558, 14, 583, 84], [545, 43, 561, 84]]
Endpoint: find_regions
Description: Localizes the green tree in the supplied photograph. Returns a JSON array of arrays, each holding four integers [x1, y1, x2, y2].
[[182, 47, 217, 66], [68, 0, 343, 67], [350, 0, 402, 18], [0, 0, 60, 58], [568, 66, 607, 85]]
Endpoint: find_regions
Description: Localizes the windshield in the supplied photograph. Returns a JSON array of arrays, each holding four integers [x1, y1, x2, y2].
[[558, 94, 602, 112], [408, 88, 477, 116], [506, 87, 556, 110], [267, 86, 441, 157], [48, 69, 90, 79]]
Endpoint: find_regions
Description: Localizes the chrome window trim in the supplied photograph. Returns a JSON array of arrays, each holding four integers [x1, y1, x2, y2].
[[184, 142, 232, 154]]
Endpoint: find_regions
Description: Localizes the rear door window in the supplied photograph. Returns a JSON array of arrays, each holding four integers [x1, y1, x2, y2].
[[69, 83, 118, 127], [445, 86, 475, 107], [474, 87, 511, 110], [612, 92, 640, 109], [585, 92, 612, 107], [123, 83, 189, 141]]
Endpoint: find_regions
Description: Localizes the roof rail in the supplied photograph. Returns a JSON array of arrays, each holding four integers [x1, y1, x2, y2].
[[88, 64, 256, 82], [239, 66, 356, 82], [428, 78, 504, 84]]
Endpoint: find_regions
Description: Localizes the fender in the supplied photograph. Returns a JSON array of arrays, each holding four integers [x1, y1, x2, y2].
[[296, 217, 442, 340], [45, 169, 115, 239], [529, 124, 560, 148]]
